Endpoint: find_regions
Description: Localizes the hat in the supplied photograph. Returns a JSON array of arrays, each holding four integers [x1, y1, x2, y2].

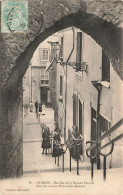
[[54, 122, 58, 125]]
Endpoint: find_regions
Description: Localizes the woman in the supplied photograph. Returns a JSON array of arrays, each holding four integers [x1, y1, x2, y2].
[[70, 126, 83, 161], [41, 127, 51, 154], [53, 122, 61, 143]]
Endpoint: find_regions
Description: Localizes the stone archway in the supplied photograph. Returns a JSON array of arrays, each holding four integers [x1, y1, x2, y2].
[[0, 0, 122, 178]]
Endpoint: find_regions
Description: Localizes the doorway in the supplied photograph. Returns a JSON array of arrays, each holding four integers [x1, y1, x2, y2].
[[40, 87, 48, 104]]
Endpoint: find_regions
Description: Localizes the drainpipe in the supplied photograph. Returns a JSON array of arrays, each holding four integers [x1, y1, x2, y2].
[[64, 27, 75, 142], [96, 84, 102, 170], [92, 81, 102, 169], [76, 92, 79, 126], [31, 66, 32, 101]]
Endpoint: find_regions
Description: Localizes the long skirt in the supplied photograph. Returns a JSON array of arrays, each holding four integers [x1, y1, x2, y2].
[[70, 145, 80, 160], [52, 143, 64, 157], [42, 139, 51, 149]]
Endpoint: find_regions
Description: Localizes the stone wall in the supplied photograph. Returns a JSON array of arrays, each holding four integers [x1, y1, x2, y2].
[[0, 81, 23, 178]]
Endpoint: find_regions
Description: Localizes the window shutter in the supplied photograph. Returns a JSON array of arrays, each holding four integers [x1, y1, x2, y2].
[[73, 93, 77, 126], [60, 75, 63, 95], [76, 32, 82, 62]]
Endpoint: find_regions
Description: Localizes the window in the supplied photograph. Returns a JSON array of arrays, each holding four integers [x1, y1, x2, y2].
[[100, 115, 110, 133], [41, 75, 44, 79], [79, 100, 82, 134], [45, 75, 49, 80], [41, 49, 48, 61], [45, 80, 49, 84], [41, 80, 49, 85], [41, 80, 45, 84], [60, 37, 63, 58], [73, 93, 77, 126], [60, 75, 63, 96], [76, 32, 82, 62], [102, 50, 110, 82]]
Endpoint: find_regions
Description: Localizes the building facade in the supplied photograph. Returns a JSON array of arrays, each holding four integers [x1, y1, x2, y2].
[[47, 27, 123, 168], [23, 36, 58, 107]]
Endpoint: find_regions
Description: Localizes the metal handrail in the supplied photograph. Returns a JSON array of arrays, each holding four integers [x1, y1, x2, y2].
[[86, 118, 123, 181], [72, 134, 83, 141], [100, 133, 123, 150], [86, 118, 123, 152]]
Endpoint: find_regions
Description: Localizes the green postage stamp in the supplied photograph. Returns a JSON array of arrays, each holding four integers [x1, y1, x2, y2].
[[1, 0, 28, 33]]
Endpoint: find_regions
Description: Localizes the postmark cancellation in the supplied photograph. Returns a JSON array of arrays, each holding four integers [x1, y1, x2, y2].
[[1, 0, 28, 33]]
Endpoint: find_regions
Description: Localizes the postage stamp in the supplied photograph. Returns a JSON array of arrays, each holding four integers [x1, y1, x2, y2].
[[1, 0, 28, 33]]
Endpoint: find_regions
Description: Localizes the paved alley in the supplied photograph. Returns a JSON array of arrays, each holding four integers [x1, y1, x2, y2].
[[21, 107, 122, 195], [0, 107, 122, 195], [23, 107, 90, 176], [23, 107, 56, 174]]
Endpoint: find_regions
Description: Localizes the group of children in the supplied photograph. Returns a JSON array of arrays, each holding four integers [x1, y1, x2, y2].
[[41, 122, 61, 155], [41, 123, 83, 161]]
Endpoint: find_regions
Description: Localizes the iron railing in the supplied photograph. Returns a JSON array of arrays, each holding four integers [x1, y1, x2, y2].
[[53, 119, 123, 179], [86, 118, 123, 180]]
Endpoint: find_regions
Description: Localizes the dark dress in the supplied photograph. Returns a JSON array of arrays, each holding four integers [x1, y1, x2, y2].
[[52, 127, 62, 157], [69, 131, 82, 160], [39, 104, 42, 112], [53, 128, 61, 142], [42, 130, 51, 149]]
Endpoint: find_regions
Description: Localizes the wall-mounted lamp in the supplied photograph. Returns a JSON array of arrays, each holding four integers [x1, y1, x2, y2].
[[58, 95, 63, 102], [55, 57, 88, 72], [54, 55, 63, 65], [68, 62, 88, 72]]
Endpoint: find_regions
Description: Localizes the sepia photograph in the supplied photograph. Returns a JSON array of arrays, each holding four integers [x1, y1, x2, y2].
[[0, 0, 123, 195]]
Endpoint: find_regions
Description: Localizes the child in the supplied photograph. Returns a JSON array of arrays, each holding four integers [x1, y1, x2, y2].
[[41, 127, 51, 154], [38, 103, 42, 123], [42, 103, 46, 115]]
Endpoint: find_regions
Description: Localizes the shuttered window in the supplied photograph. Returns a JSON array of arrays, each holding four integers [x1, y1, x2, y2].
[[102, 50, 110, 82], [79, 100, 82, 134], [60, 37, 63, 58], [76, 32, 82, 62], [100, 115, 110, 133], [73, 93, 77, 126], [60, 75, 63, 96]]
